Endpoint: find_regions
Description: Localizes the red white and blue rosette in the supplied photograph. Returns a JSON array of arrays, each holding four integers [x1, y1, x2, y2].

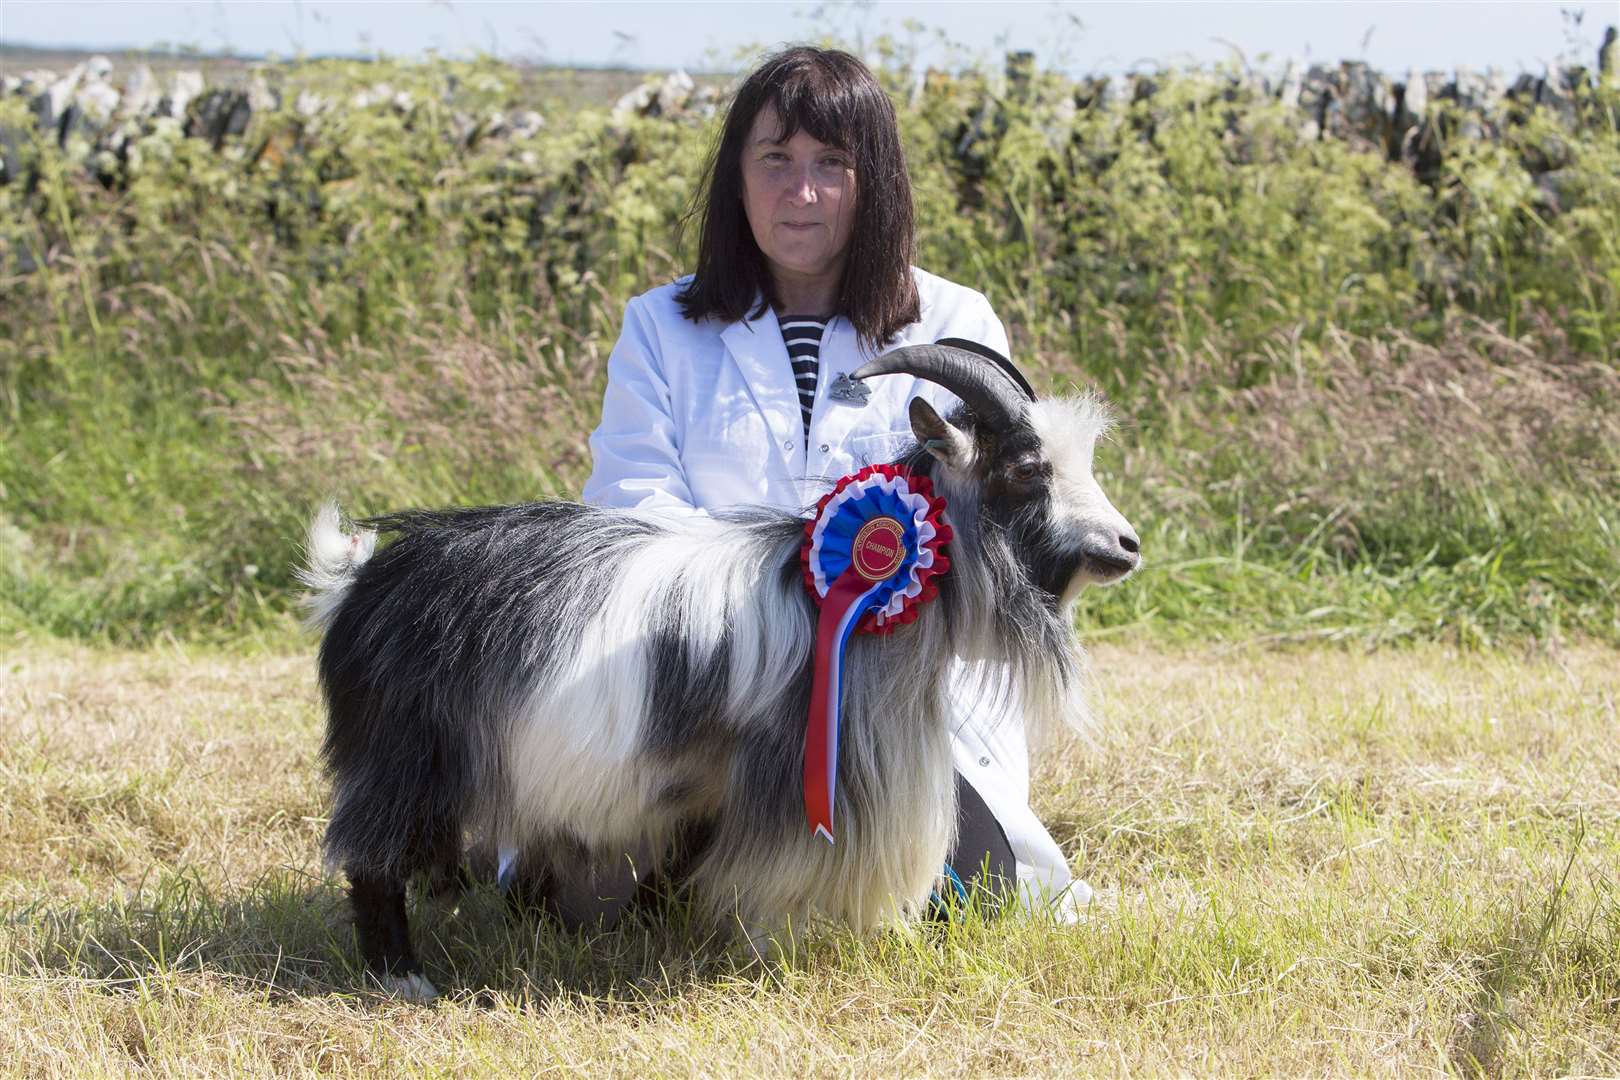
[[798, 464, 951, 844]]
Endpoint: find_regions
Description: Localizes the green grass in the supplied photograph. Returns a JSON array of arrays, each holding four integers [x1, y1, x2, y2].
[[1, 643, 1615, 1075]]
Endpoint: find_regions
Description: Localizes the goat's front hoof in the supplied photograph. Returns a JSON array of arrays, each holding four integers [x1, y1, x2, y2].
[[378, 972, 440, 1003]]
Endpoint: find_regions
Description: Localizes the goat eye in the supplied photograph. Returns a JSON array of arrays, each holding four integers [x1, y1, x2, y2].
[[1010, 461, 1041, 482]]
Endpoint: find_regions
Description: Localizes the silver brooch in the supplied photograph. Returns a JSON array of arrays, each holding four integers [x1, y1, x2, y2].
[[829, 372, 871, 405]]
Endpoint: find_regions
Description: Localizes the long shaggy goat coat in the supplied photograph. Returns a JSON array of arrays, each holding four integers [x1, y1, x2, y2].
[[303, 399, 1105, 935]]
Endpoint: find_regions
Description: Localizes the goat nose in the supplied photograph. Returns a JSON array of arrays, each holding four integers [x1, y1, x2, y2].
[[1080, 530, 1139, 580]]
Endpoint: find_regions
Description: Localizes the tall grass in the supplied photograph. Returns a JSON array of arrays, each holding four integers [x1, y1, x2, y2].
[[1, 51, 1616, 645]]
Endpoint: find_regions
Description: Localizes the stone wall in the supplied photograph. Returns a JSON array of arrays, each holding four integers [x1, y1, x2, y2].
[[2, 31, 1615, 197]]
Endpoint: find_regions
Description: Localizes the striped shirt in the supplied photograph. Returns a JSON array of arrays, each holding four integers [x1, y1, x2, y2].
[[780, 314, 829, 438]]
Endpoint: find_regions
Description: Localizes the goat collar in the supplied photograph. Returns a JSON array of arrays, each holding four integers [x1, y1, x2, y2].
[[798, 464, 951, 844]]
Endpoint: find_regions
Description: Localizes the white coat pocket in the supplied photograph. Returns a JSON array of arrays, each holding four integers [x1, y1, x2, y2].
[[848, 429, 916, 468]]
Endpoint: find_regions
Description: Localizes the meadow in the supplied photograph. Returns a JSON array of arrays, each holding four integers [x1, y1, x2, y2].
[[2, 643, 1615, 1075], [1, 39, 1618, 1076]]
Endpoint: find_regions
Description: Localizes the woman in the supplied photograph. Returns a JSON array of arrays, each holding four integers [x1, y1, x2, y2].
[[543, 45, 1088, 924]]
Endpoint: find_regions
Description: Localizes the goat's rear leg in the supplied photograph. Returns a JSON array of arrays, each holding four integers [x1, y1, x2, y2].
[[348, 868, 439, 1002]]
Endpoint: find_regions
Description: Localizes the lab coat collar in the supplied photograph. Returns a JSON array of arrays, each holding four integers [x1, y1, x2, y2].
[[811, 316, 932, 475], [804, 314, 871, 464], [720, 301, 928, 507], [719, 302, 801, 486]]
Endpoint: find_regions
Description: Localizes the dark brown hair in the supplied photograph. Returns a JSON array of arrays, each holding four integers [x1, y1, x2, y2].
[[676, 46, 920, 351]]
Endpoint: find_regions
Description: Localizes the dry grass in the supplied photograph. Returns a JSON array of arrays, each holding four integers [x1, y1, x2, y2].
[[1164, 314, 1620, 545], [1112, 311, 1620, 575], [201, 306, 609, 508], [1, 642, 1617, 1077]]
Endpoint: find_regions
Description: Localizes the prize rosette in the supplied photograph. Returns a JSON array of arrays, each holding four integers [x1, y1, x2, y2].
[[798, 464, 951, 844]]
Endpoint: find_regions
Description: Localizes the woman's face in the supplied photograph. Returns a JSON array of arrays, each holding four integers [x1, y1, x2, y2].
[[739, 104, 858, 301]]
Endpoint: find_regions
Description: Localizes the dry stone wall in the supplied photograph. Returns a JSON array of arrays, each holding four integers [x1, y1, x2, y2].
[[2, 33, 1615, 199]]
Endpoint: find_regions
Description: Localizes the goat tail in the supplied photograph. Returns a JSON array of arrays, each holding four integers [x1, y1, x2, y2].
[[298, 500, 377, 630]]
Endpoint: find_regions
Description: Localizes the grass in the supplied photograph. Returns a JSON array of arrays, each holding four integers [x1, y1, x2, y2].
[[2, 642, 1616, 1075]]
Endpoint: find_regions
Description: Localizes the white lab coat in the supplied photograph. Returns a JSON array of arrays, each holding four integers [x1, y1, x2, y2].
[[583, 266, 1090, 916]]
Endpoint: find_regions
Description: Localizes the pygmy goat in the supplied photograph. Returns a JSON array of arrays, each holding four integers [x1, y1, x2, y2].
[[301, 343, 1139, 1001]]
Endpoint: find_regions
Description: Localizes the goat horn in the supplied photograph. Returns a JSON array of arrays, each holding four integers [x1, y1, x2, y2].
[[932, 338, 1038, 402], [851, 342, 1033, 432]]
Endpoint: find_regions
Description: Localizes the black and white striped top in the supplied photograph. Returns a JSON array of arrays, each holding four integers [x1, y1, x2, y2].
[[780, 314, 829, 437]]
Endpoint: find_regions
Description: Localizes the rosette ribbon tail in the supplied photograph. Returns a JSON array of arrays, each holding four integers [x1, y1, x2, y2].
[[803, 570, 888, 845], [799, 464, 952, 847]]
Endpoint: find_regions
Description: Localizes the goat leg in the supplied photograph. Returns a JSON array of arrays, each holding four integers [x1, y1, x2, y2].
[[348, 868, 438, 1002], [632, 817, 716, 917]]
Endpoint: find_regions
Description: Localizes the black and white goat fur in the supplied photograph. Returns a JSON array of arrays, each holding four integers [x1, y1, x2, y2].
[[301, 343, 1139, 1001]]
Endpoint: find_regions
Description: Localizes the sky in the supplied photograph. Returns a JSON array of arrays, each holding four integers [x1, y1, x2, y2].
[[1, 1, 1614, 76]]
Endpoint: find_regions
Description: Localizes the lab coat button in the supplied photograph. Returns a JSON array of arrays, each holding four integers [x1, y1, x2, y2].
[[818, 443, 829, 453], [978, 756, 991, 767], [783, 439, 793, 451]]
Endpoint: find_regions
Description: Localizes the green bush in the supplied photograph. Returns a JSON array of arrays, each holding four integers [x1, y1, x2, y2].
[[1, 53, 1616, 645]]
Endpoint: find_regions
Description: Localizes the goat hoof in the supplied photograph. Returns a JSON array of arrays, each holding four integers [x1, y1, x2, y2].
[[379, 972, 440, 1003], [736, 924, 792, 966]]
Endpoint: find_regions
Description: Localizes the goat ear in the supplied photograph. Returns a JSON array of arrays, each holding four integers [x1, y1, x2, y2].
[[909, 397, 973, 469]]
